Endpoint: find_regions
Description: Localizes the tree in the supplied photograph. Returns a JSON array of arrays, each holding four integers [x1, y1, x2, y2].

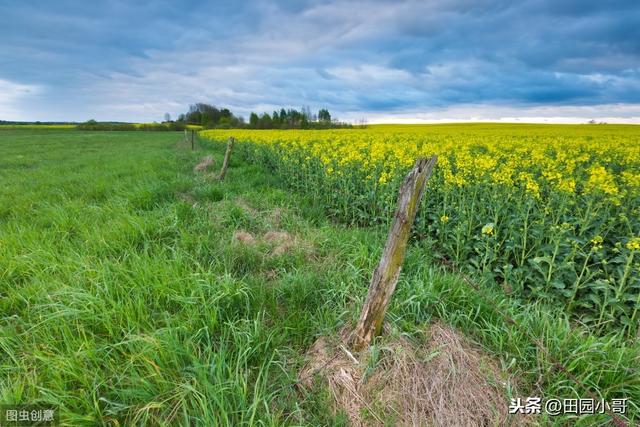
[[164, 113, 171, 122], [318, 108, 331, 123], [185, 103, 222, 128], [249, 112, 259, 129], [287, 109, 302, 127], [258, 112, 273, 129], [302, 106, 312, 121], [217, 116, 232, 128], [220, 108, 232, 119]]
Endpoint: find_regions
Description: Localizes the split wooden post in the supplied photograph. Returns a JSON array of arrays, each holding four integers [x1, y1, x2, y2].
[[218, 137, 235, 181], [351, 156, 437, 351]]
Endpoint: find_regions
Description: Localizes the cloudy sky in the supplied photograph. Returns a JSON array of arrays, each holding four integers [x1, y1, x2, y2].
[[1, 0, 639, 123]]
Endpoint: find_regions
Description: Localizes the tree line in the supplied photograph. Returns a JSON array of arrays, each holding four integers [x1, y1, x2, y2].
[[177, 104, 350, 129]]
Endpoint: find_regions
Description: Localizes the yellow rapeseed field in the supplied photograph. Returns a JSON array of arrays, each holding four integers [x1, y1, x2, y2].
[[203, 124, 640, 333], [204, 124, 639, 201]]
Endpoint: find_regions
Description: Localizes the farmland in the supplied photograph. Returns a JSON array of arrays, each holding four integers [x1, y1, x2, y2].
[[202, 124, 640, 335], [1, 128, 639, 425]]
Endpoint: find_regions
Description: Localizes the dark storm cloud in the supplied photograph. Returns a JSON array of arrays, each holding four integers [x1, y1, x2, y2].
[[0, 0, 638, 121]]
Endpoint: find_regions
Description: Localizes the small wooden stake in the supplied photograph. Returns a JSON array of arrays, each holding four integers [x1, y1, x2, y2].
[[351, 156, 437, 351], [218, 137, 235, 181]]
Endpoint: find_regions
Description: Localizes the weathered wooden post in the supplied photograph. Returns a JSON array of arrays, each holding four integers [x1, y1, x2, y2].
[[218, 137, 235, 181], [351, 156, 437, 351], [191, 130, 195, 151]]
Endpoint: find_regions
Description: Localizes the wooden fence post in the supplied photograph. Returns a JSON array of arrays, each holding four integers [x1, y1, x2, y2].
[[218, 137, 235, 181], [191, 130, 195, 151], [351, 156, 437, 351]]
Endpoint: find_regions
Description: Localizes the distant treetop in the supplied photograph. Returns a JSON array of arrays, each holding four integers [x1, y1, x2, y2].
[[176, 103, 350, 129]]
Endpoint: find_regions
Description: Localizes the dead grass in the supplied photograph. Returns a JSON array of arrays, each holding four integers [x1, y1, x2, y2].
[[226, 198, 315, 259], [299, 322, 525, 426], [264, 230, 291, 243], [233, 230, 256, 245], [263, 231, 295, 256], [232, 228, 313, 258], [194, 155, 215, 173]]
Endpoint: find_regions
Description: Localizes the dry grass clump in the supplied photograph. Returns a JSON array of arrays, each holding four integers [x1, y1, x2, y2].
[[264, 231, 296, 256], [194, 155, 215, 173], [263, 230, 291, 243], [299, 322, 523, 426], [233, 230, 256, 245], [233, 228, 313, 258]]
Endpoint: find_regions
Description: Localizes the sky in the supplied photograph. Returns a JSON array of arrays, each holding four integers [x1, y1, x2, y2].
[[1, 0, 639, 123]]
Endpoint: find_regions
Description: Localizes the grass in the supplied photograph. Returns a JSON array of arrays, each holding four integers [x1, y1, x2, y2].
[[0, 129, 638, 426]]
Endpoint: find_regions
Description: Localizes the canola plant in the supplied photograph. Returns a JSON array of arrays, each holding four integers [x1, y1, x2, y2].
[[203, 124, 640, 334]]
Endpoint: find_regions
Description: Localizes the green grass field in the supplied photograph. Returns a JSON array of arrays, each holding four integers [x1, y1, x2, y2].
[[1, 130, 638, 425]]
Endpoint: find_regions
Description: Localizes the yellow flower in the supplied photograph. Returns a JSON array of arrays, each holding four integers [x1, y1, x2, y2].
[[440, 215, 449, 223], [626, 237, 640, 251], [482, 223, 494, 236], [591, 235, 604, 250], [198, 126, 637, 227], [585, 164, 619, 197]]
